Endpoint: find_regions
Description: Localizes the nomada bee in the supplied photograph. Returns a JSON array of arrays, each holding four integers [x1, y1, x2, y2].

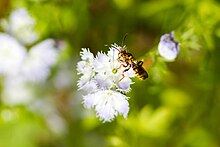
[[112, 35, 148, 82]]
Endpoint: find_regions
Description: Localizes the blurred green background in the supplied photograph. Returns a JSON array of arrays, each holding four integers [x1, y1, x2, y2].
[[0, 0, 220, 146]]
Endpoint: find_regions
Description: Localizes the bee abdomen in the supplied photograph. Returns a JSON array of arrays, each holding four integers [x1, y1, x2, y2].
[[138, 72, 148, 80], [133, 67, 148, 80]]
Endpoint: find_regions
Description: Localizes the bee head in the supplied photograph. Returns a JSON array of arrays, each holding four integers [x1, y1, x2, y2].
[[126, 53, 133, 59]]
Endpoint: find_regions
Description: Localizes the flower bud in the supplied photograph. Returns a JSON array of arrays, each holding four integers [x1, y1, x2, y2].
[[158, 32, 179, 60]]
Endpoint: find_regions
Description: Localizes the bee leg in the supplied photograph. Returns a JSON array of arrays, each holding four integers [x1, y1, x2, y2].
[[117, 58, 124, 64], [114, 59, 128, 71], [114, 64, 122, 71], [116, 64, 131, 83]]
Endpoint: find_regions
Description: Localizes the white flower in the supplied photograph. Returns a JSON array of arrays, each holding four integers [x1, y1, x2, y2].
[[83, 90, 129, 122], [0, 33, 26, 76], [77, 45, 135, 122], [158, 32, 180, 60], [21, 39, 59, 82], [2, 8, 38, 45]]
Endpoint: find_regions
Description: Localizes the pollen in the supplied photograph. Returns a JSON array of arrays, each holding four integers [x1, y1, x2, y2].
[[112, 68, 118, 74]]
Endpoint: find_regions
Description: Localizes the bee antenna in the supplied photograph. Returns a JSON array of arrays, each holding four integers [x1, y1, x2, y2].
[[121, 33, 128, 47]]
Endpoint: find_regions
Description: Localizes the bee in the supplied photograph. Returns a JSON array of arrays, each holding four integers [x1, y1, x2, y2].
[[112, 35, 148, 82]]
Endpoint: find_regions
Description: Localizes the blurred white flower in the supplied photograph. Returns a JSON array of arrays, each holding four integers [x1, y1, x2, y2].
[[2, 8, 38, 45], [2, 78, 34, 105], [47, 114, 67, 135], [54, 65, 72, 89], [0, 33, 26, 76], [21, 39, 59, 82], [83, 90, 129, 122], [77, 45, 135, 122], [158, 32, 180, 61], [29, 99, 66, 135]]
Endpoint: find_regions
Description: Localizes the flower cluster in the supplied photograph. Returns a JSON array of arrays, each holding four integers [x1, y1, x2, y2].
[[77, 44, 135, 122], [0, 35, 59, 82], [0, 8, 64, 105], [0, 8, 61, 82], [0, 8, 67, 136], [158, 32, 180, 61]]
